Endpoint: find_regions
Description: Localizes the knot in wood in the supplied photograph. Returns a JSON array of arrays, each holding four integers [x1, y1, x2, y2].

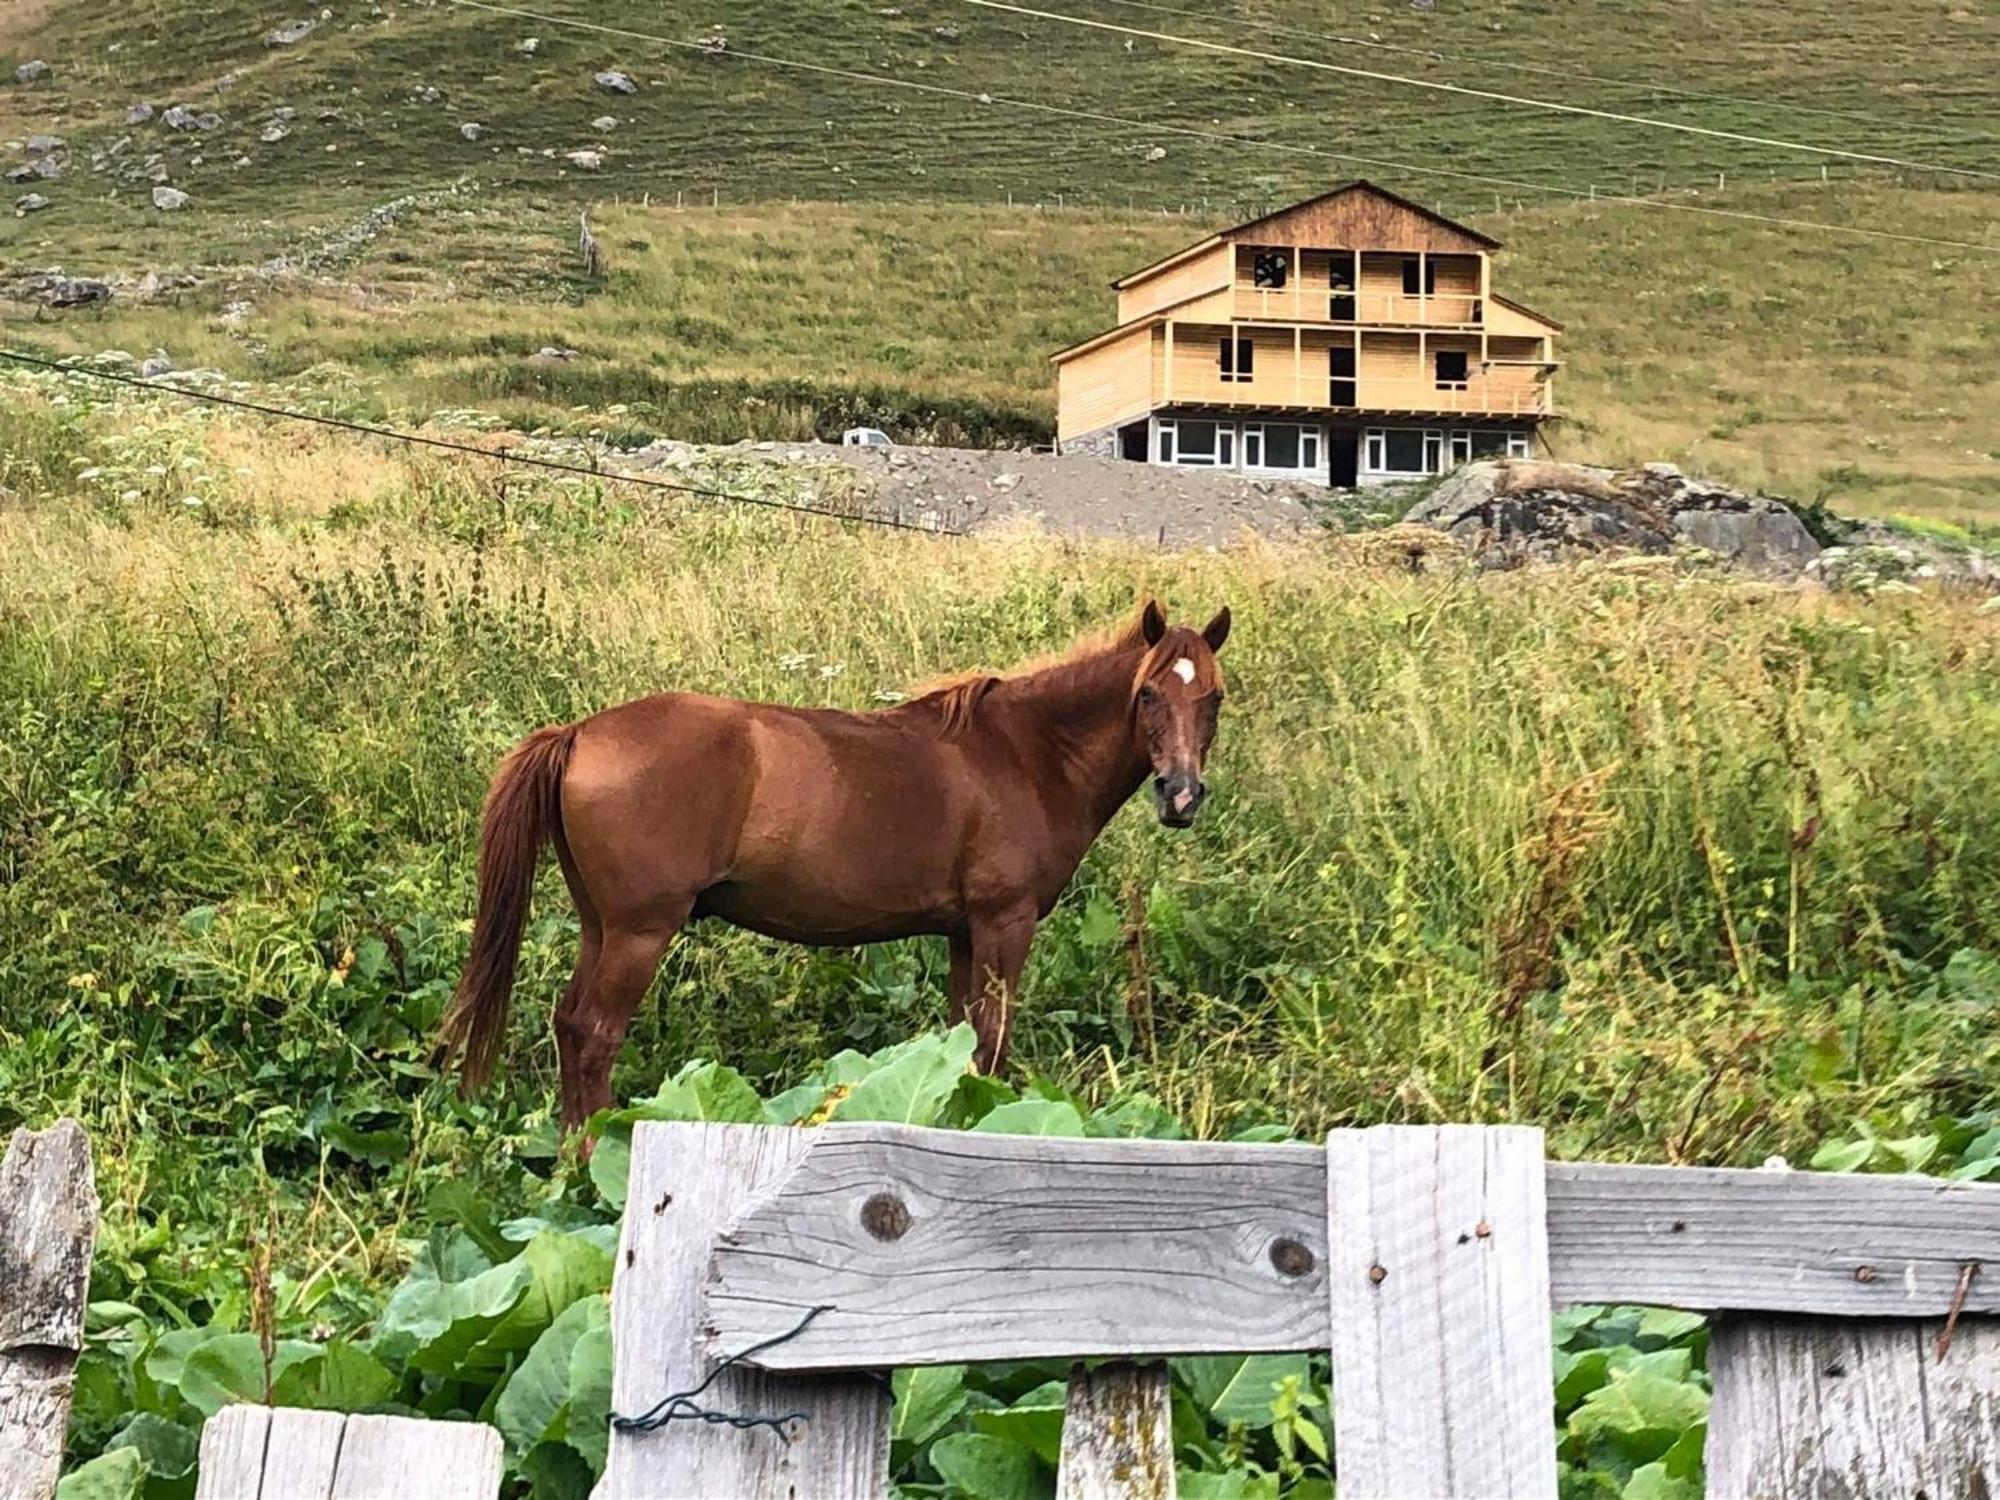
[[860, 1192, 911, 1242], [1367, 1263, 1388, 1285], [1853, 1264, 1877, 1284], [1268, 1237, 1315, 1278]]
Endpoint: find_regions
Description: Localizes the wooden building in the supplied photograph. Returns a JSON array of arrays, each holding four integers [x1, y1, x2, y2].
[[1052, 181, 1561, 487]]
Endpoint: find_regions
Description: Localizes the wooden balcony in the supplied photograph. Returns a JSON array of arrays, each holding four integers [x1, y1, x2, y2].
[[1161, 356, 1551, 418], [1231, 286, 1486, 328]]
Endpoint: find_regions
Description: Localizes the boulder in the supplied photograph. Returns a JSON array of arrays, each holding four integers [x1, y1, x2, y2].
[[26, 133, 65, 156], [15, 192, 52, 214], [459, 121, 484, 140], [1405, 459, 1821, 576], [39, 276, 112, 307], [162, 105, 220, 131], [140, 351, 175, 377], [16, 60, 51, 83], [152, 185, 189, 210], [564, 148, 602, 169], [591, 114, 619, 130], [594, 69, 638, 93], [264, 19, 316, 45], [1807, 522, 2000, 594], [127, 102, 156, 124], [260, 122, 291, 143]]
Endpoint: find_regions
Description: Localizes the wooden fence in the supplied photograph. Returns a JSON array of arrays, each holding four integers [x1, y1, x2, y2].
[[8, 1118, 1999, 1498], [605, 1120, 2000, 1499]]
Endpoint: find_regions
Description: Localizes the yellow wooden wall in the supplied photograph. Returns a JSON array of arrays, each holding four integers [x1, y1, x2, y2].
[[1055, 324, 1157, 440], [1115, 244, 1233, 322]]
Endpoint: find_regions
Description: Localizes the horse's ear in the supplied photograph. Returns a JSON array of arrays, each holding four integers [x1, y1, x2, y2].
[[1139, 599, 1168, 645], [1201, 606, 1232, 652]]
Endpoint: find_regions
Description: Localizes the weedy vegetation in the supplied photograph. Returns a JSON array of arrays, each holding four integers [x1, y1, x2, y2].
[[4, 373, 1999, 1496]]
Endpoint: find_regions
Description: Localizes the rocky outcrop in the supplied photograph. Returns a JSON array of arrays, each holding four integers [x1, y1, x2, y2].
[[1806, 522, 2000, 594], [1405, 460, 1823, 577]]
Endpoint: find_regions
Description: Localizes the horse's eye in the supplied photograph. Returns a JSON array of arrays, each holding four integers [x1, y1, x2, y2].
[[1138, 684, 1159, 705]]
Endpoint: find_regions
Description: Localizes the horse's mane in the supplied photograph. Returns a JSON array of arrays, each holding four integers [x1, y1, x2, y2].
[[906, 619, 1146, 738]]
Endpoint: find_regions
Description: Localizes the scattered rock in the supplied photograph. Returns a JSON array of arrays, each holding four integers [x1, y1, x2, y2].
[[564, 148, 603, 169], [26, 134, 65, 156], [260, 122, 291, 143], [697, 35, 727, 53], [1406, 459, 1822, 576], [152, 185, 190, 210], [5, 164, 35, 183], [216, 70, 243, 90], [933, 22, 960, 38], [532, 345, 578, 362], [595, 69, 638, 94], [1144, 145, 1167, 161], [162, 105, 221, 131], [459, 121, 484, 140], [990, 472, 1022, 490], [591, 114, 619, 130], [264, 18, 316, 45], [413, 84, 443, 104], [15, 60, 51, 83], [38, 276, 112, 307], [1806, 522, 2000, 593], [515, 36, 540, 53], [15, 192, 52, 215], [140, 351, 175, 377], [29, 155, 63, 180], [126, 102, 156, 124]]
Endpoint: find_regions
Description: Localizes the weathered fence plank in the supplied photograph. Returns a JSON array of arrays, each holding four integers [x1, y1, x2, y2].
[[606, 1122, 890, 1499], [1325, 1124, 1559, 1500], [0, 1120, 99, 1500], [700, 1134, 2000, 1367], [1055, 1361, 1177, 1500], [1706, 1314, 2000, 1499], [1546, 1163, 2000, 1317], [704, 1125, 1328, 1366], [194, 1406, 503, 1499]]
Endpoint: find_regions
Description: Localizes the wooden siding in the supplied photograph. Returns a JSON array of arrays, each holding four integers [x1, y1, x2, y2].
[[1056, 322, 1157, 440], [1116, 242, 1233, 322], [1230, 248, 1490, 327], [1230, 185, 1494, 255], [1486, 297, 1562, 337], [1162, 325, 1548, 416]]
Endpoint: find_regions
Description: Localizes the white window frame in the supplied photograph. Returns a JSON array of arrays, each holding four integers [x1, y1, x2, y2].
[[1300, 426, 1321, 472], [1449, 431, 1472, 466], [1423, 430, 1445, 473], [1152, 416, 1238, 469], [1364, 428, 1386, 473], [1506, 431, 1534, 458], [1241, 422, 1264, 469]]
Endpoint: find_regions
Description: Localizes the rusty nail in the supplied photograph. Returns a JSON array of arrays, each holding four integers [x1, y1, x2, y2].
[[1367, 1263, 1387, 1285], [861, 1192, 911, 1242], [1269, 1238, 1315, 1278], [653, 1192, 673, 1215], [1854, 1265, 1877, 1284], [1474, 1220, 1492, 1239]]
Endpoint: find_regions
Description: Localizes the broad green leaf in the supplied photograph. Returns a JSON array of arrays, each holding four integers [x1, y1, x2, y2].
[[1076, 894, 1122, 947], [1568, 1371, 1711, 1463], [1635, 1308, 1707, 1344], [269, 1340, 397, 1411], [971, 1100, 1086, 1137], [472, 1231, 614, 1370], [892, 1365, 970, 1446], [1659, 1420, 1706, 1480], [427, 1179, 515, 1263], [495, 1294, 609, 1458], [832, 1026, 977, 1126], [176, 1335, 323, 1416], [1176, 1354, 1309, 1429], [763, 1080, 832, 1125], [1808, 1138, 1875, 1173], [567, 1320, 614, 1474], [971, 1379, 1067, 1466], [654, 1060, 768, 1123], [1623, 1462, 1700, 1500], [104, 1411, 198, 1480], [519, 1441, 595, 1500], [1611, 1348, 1693, 1385], [1881, 1132, 1939, 1173], [1177, 1471, 1281, 1500], [930, 1431, 1040, 1500], [55, 1448, 148, 1500], [1554, 1348, 1615, 1408], [370, 1241, 533, 1373], [1086, 1093, 1185, 1140], [588, 1129, 632, 1210]]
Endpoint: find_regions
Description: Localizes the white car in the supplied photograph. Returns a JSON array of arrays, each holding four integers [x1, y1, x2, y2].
[[841, 427, 893, 448]]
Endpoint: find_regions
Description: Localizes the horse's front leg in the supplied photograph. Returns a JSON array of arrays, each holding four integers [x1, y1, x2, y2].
[[964, 906, 1035, 1074]]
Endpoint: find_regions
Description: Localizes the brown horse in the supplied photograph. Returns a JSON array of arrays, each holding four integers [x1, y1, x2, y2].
[[437, 599, 1231, 1129]]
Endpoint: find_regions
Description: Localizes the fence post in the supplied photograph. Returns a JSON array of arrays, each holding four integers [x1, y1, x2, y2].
[[605, 1122, 889, 1499], [0, 1120, 98, 1500], [1706, 1312, 2000, 1495], [195, 1408, 504, 1499], [1056, 1361, 1176, 1499], [1325, 1124, 1558, 1500]]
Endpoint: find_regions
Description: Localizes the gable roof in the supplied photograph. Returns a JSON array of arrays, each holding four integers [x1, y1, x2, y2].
[[1114, 180, 1500, 291]]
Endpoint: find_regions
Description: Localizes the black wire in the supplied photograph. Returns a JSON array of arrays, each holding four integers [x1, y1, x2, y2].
[[612, 1303, 846, 1438], [0, 348, 962, 536]]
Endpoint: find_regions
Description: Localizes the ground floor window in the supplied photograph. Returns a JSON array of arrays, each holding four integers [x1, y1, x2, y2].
[[1154, 417, 1320, 475], [1365, 426, 1535, 476]]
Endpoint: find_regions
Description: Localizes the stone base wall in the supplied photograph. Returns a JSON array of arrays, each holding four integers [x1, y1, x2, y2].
[[1058, 423, 1127, 460]]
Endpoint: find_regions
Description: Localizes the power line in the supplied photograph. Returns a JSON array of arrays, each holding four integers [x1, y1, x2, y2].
[[961, 0, 2000, 184], [0, 349, 960, 535], [442, 0, 2000, 257], [1088, 0, 2000, 147]]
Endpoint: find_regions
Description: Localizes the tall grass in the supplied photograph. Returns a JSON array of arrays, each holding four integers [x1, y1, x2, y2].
[[3, 378, 1998, 1311]]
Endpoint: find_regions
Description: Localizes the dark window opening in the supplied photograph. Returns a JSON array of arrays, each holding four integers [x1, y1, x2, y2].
[[1252, 251, 1289, 289], [1435, 351, 1470, 389], [1385, 429, 1426, 472], [1329, 345, 1356, 406], [1120, 421, 1148, 462], [1219, 334, 1254, 383], [1263, 425, 1301, 469], [1328, 251, 1357, 321], [1401, 258, 1438, 296], [1469, 430, 1510, 458]]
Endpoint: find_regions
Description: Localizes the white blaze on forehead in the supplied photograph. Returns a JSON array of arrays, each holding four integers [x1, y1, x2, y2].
[[1171, 657, 1197, 684]]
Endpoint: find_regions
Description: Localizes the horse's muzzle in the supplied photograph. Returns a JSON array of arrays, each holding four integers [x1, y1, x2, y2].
[[1155, 773, 1206, 828]]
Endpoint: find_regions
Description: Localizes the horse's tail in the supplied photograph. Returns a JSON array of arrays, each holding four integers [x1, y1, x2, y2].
[[436, 722, 579, 1093]]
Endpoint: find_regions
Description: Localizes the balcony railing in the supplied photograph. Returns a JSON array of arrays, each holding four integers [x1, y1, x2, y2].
[[1163, 365, 1550, 417], [1231, 287, 1485, 327]]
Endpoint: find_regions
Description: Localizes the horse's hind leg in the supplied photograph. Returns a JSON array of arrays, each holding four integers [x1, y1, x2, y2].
[[557, 914, 687, 1132]]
